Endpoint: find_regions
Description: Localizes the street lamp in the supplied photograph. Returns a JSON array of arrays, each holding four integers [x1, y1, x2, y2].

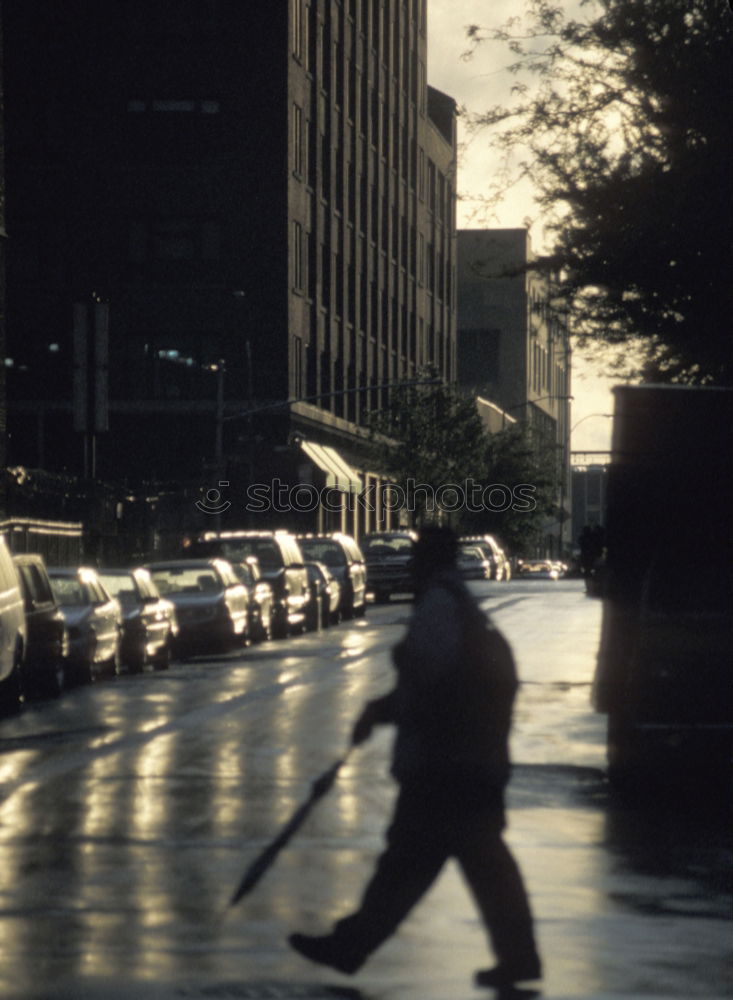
[[501, 394, 574, 429], [570, 412, 613, 435], [221, 375, 443, 425]]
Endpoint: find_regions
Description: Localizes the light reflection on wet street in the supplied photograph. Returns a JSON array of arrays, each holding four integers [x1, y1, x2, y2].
[[0, 579, 732, 999]]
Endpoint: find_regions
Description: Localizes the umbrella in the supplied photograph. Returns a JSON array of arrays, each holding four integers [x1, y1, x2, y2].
[[229, 751, 350, 906]]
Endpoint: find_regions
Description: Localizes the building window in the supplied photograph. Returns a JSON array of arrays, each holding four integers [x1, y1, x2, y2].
[[293, 336, 304, 399], [129, 221, 147, 263], [293, 104, 304, 176], [201, 221, 221, 260], [153, 220, 196, 259], [321, 243, 331, 308], [127, 220, 221, 262], [418, 60, 426, 113], [127, 99, 221, 114], [292, 0, 304, 61], [293, 221, 305, 290], [427, 159, 436, 213]]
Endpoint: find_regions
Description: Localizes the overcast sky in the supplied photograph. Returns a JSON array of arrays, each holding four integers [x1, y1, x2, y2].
[[427, 1, 616, 455]]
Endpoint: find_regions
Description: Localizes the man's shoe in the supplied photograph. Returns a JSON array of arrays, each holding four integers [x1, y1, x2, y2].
[[475, 960, 542, 989], [288, 932, 363, 975]]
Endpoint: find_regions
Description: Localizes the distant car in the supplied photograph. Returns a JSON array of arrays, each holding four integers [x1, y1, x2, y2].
[[231, 556, 274, 642], [460, 535, 506, 580], [363, 530, 417, 603], [13, 553, 68, 699], [518, 560, 559, 581], [48, 566, 123, 684], [0, 536, 27, 712], [457, 544, 492, 580], [98, 567, 178, 672], [184, 530, 309, 638], [304, 562, 341, 630], [296, 533, 367, 618], [146, 558, 249, 656]]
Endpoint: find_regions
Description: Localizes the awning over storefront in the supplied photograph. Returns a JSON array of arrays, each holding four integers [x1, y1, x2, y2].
[[300, 441, 362, 493]]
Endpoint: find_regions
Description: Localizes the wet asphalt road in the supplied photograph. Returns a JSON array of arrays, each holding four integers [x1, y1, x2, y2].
[[0, 579, 732, 1000]]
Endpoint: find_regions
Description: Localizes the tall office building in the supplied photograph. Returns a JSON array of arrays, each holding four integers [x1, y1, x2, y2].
[[456, 229, 572, 555], [3, 1, 456, 534]]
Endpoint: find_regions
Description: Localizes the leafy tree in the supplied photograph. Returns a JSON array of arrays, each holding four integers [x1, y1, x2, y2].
[[464, 0, 733, 384], [367, 379, 559, 550], [461, 423, 560, 556], [367, 378, 488, 526]]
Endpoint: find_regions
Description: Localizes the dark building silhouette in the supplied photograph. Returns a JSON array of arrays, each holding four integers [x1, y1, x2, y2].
[[3, 0, 456, 537], [0, 1, 6, 515]]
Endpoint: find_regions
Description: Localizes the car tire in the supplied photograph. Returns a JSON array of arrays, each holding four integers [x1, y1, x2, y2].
[[340, 592, 354, 620], [259, 612, 273, 642], [41, 659, 65, 699], [70, 659, 94, 686], [101, 648, 120, 678], [251, 615, 271, 642], [21, 660, 63, 701], [272, 606, 289, 640], [0, 647, 23, 715], [153, 635, 172, 670], [126, 643, 146, 674], [304, 599, 320, 631]]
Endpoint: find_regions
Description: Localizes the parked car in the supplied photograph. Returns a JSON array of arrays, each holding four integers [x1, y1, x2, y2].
[[98, 567, 178, 672], [13, 553, 68, 699], [518, 560, 560, 581], [296, 533, 367, 618], [460, 535, 506, 580], [48, 566, 122, 684], [457, 544, 492, 580], [185, 531, 309, 638], [146, 558, 249, 656], [304, 562, 341, 630], [362, 530, 417, 602], [231, 557, 274, 642], [0, 536, 28, 711], [497, 546, 512, 581]]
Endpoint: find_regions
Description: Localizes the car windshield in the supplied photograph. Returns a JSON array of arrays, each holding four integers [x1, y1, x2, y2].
[[50, 577, 88, 607], [363, 536, 413, 556], [99, 573, 137, 602], [298, 541, 345, 567], [150, 567, 221, 595], [212, 540, 280, 569], [232, 563, 253, 586]]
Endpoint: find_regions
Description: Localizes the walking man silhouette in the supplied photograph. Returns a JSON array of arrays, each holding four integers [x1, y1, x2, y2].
[[289, 525, 541, 990]]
